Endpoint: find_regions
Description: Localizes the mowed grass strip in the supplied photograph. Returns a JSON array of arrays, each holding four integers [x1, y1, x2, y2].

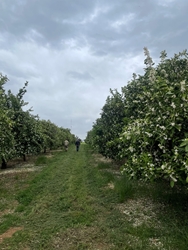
[[0, 144, 188, 249]]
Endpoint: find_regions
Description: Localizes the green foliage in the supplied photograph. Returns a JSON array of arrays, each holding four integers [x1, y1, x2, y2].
[[39, 120, 75, 152], [4, 82, 43, 162], [86, 49, 188, 186], [86, 89, 125, 159], [0, 74, 15, 166], [0, 73, 75, 168], [119, 49, 188, 185]]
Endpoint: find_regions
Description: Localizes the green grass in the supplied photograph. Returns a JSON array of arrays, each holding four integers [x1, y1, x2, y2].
[[34, 155, 48, 165], [114, 174, 134, 202], [0, 145, 188, 249]]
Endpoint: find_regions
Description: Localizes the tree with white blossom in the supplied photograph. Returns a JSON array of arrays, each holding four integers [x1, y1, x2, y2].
[[86, 48, 188, 186], [119, 48, 188, 186]]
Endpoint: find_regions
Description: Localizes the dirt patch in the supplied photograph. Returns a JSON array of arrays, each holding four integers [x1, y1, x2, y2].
[[93, 153, 112, 163], [0, 164, 43, 175], [0, 227, 23, 243], [117, 197, 164, 228], [93, 153, 121, 176], [117, 198, 165, 248], [0, 152, 51, 173], [45, 154, 53, 158], [0, 209, 14, 218], [106, 182, 115, 190]]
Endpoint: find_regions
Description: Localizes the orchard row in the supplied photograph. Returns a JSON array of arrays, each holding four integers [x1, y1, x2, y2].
[[86, 48, 188, 186], [0, 76, 75, 169]]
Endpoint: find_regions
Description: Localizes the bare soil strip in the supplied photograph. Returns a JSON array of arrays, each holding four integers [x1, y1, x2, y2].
[[0, 227, 23, 243]]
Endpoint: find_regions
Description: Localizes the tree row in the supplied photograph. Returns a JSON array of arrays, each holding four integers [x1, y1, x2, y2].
[[86, 48, 188, 186], [0, 74, 75, 169]]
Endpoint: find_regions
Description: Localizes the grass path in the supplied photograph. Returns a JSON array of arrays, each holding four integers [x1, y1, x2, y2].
[[0, 144, 188, 249]]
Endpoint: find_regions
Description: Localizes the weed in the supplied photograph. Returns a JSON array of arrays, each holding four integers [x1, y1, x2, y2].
[[114, 174, 134, 202]]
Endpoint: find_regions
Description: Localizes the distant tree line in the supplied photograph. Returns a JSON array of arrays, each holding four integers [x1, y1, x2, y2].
[[86, 48, 188, 187], [0, 74, 75, 169]]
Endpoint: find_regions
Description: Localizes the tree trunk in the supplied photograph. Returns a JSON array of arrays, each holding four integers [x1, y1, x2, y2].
[[23, 154, 26, 161], [1, 158, 7, 169]]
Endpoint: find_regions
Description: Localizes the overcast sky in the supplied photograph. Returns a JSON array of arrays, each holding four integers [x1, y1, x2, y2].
[[0, 0, 187, 139]]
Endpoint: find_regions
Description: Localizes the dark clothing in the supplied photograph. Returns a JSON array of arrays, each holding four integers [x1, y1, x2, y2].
[[75, 140, 80, 151]]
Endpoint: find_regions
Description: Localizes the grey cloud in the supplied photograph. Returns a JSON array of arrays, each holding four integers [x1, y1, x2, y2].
[[67, 71, 94, 81], [81, 0, 188, 57], [0, 0, 97, 44], [1, 0, 187, 58], [1, 0, 188, 139]]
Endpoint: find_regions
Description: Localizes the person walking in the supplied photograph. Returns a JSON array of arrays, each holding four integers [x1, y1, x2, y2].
[[64, 139, 69, 151], [75, 139, 81, 151]]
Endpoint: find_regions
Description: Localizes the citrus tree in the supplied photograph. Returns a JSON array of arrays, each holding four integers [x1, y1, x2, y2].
[[5, 83, 44, 161], [0, 74, 15, 168], [119, 49, 188, 186], [86, 89, 125, 159], [86, 48, 188, 186]]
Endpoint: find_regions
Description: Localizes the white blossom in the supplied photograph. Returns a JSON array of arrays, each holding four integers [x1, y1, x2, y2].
[[180, 80, 186, 92], [161, 163, 167, 170], [158, 144, 164, 149], [160, 126, 166, 130], [170, 174, 177, 182], [171, 102, 176, 109], [129, 146, 134, 152]]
